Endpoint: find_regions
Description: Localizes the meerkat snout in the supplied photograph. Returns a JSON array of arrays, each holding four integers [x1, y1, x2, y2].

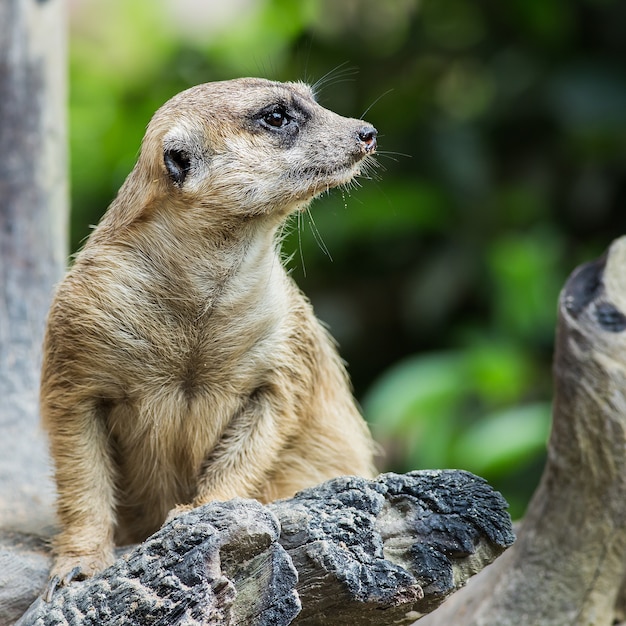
[[357, 125, 378, 154]]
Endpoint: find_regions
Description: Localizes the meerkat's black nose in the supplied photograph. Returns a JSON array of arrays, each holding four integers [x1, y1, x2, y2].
[[358, 125, 378, 153]]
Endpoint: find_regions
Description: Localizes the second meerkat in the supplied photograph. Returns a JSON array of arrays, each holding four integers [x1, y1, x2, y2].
[[41, 78, 378, 587]]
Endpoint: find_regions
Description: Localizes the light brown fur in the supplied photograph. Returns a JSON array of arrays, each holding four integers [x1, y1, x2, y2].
[[41, 78, 378, 584]]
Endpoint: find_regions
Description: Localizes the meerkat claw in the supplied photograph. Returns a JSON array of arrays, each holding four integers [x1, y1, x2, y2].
[[43, 575, 60, 603], [63, 565, 84, 586], [43, 565, 86, 602]]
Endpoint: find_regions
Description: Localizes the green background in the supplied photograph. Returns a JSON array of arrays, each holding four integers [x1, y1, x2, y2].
[[69, 0, 626, 518]]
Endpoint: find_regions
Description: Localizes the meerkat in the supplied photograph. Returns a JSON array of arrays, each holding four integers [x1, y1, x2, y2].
[[41, 77, 378, 591]]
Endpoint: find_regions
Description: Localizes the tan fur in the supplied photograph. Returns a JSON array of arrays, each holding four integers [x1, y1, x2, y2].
[[41, 78, 378, 582]]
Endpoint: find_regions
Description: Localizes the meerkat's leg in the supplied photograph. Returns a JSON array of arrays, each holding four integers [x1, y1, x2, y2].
[[191, 387, 293, 506], [44, 398, 117, 589]]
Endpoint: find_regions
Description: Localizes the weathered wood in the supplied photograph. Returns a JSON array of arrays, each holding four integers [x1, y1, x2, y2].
[[418, 237, 626, 626], [10, 471, 513, 626], [0, 0, 67, 534], [15, 500, 300, 626], [274, 471, 513, 625]]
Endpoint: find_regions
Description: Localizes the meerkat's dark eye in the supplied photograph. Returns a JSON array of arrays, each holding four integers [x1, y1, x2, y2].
[[164, 148, 191, 186], [262, 106, 291, 129]]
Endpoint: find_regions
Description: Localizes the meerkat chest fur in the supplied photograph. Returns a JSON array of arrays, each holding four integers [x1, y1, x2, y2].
[[72, 221, 295, 531], [41, 78, 378, 568], [97, 220, 290, 444]]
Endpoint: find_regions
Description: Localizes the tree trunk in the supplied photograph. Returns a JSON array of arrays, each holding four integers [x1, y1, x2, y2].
[[0, 0, 67, 534], [12, 471, 514, 626], [418, 236, 626, 626]]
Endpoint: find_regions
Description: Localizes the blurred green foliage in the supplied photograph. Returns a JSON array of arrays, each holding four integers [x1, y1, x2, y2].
[[69, 0, 626, 519]]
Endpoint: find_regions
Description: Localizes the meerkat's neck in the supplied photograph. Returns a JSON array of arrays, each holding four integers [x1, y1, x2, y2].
[[100, 200, 286, 311]]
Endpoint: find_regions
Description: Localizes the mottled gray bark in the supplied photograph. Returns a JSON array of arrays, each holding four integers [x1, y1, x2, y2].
[[0, 0, 67, 534], [12, 471, 513, 626], [419, 237, 626, 626], [274, 471, 513, 625]]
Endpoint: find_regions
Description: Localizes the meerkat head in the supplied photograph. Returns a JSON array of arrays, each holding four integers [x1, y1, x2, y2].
[[137, 78, 377, 224]]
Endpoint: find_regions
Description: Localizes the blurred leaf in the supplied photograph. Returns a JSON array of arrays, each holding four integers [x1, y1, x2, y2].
[[465, 341, 535, 405], [422, 0, 486, 50], [547, 65, 626, 154], [364, 342, 543, 473], [364, 351, 475, 470], [402, 243, 477, 333], [510, 0, 575, 45], [364, 352, 468, 433], [310, 0, 418, 56], [436, 59, 496, 120], [493, 184, 550, 228], [452, 403, 551, 476], [281, 178, 451, 268], [487, 229, 564, 341]]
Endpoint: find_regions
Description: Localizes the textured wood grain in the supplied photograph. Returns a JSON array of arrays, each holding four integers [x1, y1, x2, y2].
[[11, 471, 513, 626]]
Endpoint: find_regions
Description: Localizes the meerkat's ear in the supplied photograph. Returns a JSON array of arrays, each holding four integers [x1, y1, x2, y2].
[[163, 148, 191, 186]]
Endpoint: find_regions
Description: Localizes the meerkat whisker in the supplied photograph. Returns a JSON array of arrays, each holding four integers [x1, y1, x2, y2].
[[311, 61, 359, 96]]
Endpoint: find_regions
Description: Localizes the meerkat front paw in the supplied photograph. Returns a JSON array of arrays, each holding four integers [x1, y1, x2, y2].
[[45, 551, 115, 601]]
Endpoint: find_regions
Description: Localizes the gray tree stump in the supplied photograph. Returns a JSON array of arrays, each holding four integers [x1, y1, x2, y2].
[[9, 471, 513, 626], [418, 236, 626, 626], [0, 0, 66, 535]]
